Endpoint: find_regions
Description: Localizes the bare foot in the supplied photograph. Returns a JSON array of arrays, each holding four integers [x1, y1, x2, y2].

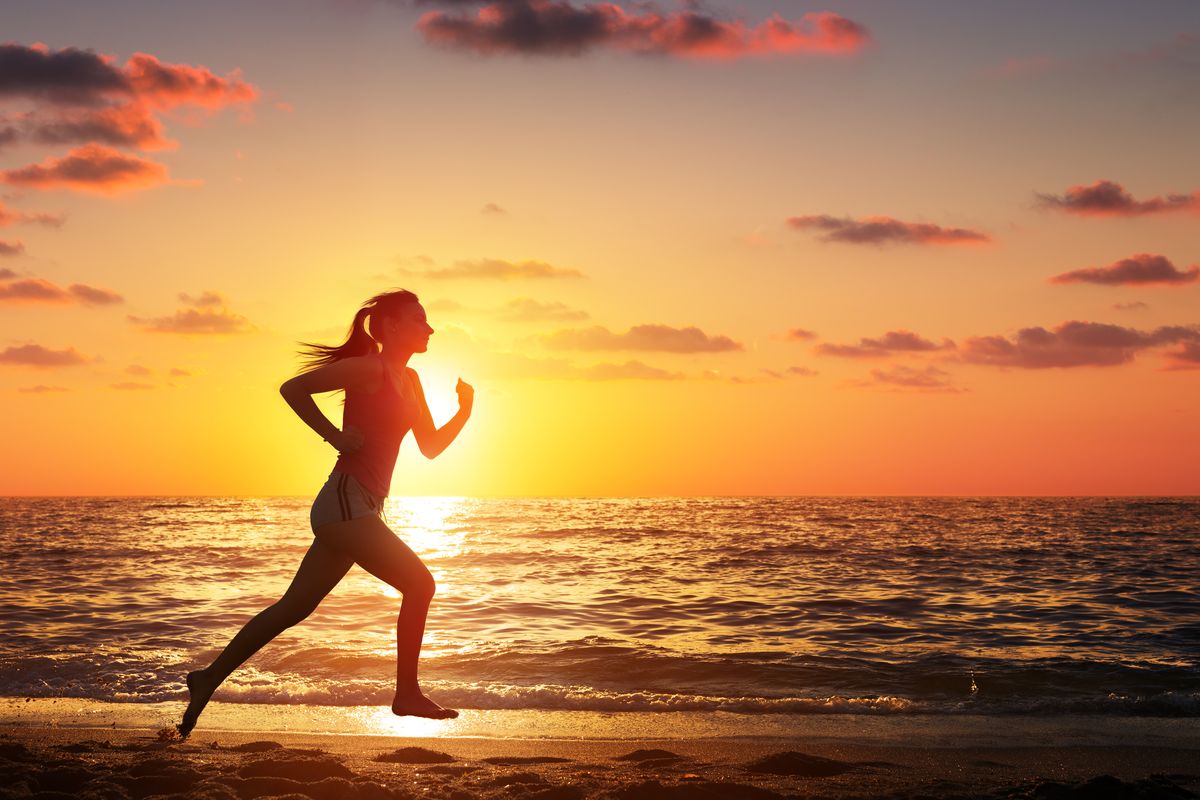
[[177, 669, 217, 738], [392, 691, 459, 720]]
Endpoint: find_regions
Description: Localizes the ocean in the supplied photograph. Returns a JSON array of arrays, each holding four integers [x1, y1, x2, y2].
[[1, 496, 1197, 742]]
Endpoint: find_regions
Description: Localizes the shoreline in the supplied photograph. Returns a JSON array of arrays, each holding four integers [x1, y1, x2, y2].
[[2, 724, 1198, 799]]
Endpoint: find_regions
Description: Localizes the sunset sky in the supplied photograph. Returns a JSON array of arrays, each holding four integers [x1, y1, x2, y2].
[[2, 0, 1198, 496]]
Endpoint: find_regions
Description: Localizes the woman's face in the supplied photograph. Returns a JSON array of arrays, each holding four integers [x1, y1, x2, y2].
[[384, 302, 434, 352]]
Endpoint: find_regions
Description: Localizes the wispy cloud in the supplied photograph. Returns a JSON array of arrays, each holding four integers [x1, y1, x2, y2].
[[17, 384, 70, 393], [959, 320, 1200, 369], [415, 2, 869, 60], [496, 297, 589, 322], [537, 323, 742, 352], [1049, 253, 1199, 286], [787, 215, 990, 246], [399, 256, 585, 280], [783, 327, 818, 341], [0, 200, 64, 228], [1037, 179, 1200, 217], [858, 364, 961, 393], [816, 330, 954, 358]]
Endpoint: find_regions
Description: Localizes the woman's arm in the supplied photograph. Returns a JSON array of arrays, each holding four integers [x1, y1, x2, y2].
[[408, 370, 473, 459], [279, 357, 373, 453]]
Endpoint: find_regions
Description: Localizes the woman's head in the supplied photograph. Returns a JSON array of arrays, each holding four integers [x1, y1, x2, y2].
[[294, 288, 430, 372]]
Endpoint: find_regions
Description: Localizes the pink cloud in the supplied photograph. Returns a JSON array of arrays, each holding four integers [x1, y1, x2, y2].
[[959, 320, 1200, 369], [1, 143, 171, 194], [816, 330, 954, 358], [0, 200, 65, 227], [1050, 253, 1199, 287], [1037, 180, 1200, 217], [1163, 341, 1200, 370], [0, 239, 24, 256], [786, 215, 990, 246], [416, 2, 869, 60], [0, 273, 123, 305]]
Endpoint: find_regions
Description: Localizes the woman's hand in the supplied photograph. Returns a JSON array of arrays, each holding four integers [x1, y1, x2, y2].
[[456, 378, 474, 413], [328, 425, 364, 454]]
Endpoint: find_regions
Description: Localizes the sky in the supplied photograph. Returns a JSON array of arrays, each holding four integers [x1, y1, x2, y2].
[[1, 0, 1198, 496]]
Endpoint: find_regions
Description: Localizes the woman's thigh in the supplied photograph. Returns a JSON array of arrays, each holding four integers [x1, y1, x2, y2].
[[313, 515, 434, 598], [278, 536, 355, 614]]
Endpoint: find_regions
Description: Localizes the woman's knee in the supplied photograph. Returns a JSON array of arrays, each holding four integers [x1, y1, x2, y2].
[[404, 571, 436, 603]]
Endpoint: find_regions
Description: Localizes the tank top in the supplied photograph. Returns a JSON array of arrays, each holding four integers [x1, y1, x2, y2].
[[332, 354, 419, 498]]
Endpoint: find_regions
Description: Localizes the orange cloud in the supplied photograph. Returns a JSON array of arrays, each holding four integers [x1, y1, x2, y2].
[[784, 327, 817, 341], [0, 200, 65, 227], [0, 239, 24, 256], [816, 330, 954, 358], [128, 292, 254, 334], [23, 103, 173, 150], [0, 343, 89, 367], [959, 320, 1200, 369], [538, 323, 742, 352], [0, 143, 171, 194], [0, 273, 124, 305], [1037, 180, 1200, 217], [1163, 341, 1200, 370], [416, 2, 869, 60], [787, 215, 990, 246], [1050, 253, 1199, 287]]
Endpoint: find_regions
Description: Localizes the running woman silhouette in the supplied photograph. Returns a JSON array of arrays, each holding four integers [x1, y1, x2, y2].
[[178, 289, 472, 737]]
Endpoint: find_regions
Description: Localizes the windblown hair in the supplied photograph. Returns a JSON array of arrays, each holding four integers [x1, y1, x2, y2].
[[293, 289, 420, 375]]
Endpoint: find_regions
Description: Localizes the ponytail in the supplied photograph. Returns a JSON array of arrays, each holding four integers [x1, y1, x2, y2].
[[292, 288, 419, 375]]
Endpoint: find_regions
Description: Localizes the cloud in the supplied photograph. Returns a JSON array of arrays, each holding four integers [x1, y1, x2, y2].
[[178, 290, 225, 307], [784, 327, 817, 341], [1049, 253, 1199, 286], [415, 2, 869, 59], [481, 202, 506, 215], [959, 320, 1200, 369], [981, 54, 1058, 80], [17, 384, 69, 393], [537, 323, 742, 352], [168, 367, 191, 377], [816, 330, 954, 358], [497, 297, 589, 322], [0, 43, 258, 154], [20, 103, 173, 150], [1114, 301, 1149, 311], [0, 239, 24, 256], [787, 215, 990, 246], [1, 143, 171, 194], [401, 257, 585, 280], [128, 306, 256, 335], [864, 364, 960, 392], [0, 268, 16, 279], [0, 343, 89, 367], [68, 283, 123, 305], [787, 365, 817, 376], [111, 381, 153, 390], [0, 200, 65, 227], [1036, 180, 1200, 217], [125, 364, 151, 375], [1163, 341, 1200, 370], [0, 274, 124, 305]]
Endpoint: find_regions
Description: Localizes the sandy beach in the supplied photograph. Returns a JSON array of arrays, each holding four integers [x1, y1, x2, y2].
[[2, 724, 1198, 799]]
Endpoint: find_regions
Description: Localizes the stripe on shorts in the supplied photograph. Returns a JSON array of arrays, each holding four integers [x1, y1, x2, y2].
[[336, 473, 350, 521]]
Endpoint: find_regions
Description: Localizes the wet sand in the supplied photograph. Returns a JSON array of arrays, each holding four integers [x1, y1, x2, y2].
[[1, 725, 1197, 799]]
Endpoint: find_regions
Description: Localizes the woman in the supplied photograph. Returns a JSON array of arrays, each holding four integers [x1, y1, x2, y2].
[[178, 288, 472, 737]]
